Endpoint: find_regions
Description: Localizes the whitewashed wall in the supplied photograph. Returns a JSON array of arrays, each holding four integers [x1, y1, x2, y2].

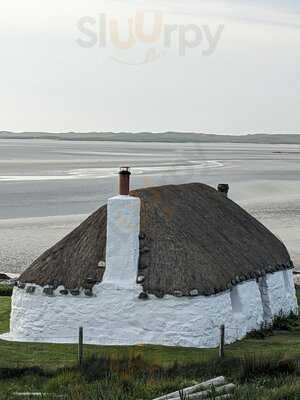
[[103, 195, 140, 290], [2, 270, 297, 347], [2, 194, 298, 347], [267, 270, 298, 316]]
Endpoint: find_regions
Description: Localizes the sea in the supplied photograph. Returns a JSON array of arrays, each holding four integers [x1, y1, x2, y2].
[[0, 138, 299, 274]]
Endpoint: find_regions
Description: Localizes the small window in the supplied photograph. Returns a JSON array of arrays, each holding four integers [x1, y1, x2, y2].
[[230, 286, 243, 314]]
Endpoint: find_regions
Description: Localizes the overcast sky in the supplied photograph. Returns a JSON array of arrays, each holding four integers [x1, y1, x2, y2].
[[0, 0, 299, 134]]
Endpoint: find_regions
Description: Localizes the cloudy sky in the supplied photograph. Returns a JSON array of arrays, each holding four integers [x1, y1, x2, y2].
[[0, 0, 299, 134]]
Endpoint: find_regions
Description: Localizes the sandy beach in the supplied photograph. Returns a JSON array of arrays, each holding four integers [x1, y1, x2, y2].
[[0, 139, 299, 273]]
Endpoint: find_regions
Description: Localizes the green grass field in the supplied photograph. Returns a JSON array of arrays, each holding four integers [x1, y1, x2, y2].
[[0, 291, 299, 399]]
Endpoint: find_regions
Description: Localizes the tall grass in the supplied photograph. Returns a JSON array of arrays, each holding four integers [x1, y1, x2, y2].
[[0, 353, 299, 399], [0, 285, 12, 297]]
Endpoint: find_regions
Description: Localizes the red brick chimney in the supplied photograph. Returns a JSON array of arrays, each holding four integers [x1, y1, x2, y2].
[[119, 167, 131, 195]]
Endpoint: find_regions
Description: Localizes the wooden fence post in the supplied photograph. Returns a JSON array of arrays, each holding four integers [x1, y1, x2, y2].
[[219, 324, 225, 359], [78, 326, 83, 367]]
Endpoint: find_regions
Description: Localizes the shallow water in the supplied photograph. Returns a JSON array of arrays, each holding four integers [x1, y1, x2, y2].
[[0, 139, 299, 273]]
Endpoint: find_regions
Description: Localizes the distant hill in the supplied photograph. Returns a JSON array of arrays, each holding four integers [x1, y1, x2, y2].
[[1, 131, 300, 145]]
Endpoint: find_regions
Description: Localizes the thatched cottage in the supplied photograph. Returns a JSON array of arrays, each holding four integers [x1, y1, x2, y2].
[[3, 168, 298, 347]]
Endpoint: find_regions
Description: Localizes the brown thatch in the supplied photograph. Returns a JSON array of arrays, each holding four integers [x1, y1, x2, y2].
[[20, 206, 107, 290], [20, 183, 292, 296]]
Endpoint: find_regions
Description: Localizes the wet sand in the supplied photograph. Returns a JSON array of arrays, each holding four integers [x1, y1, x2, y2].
[[0, 139, 299, 273]]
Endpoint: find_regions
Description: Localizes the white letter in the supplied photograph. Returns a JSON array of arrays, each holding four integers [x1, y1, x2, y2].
[[76, 16, 97, 48], [178, 24, 202, 56], [99, 13, 107, 48], [164, 24, 178, 48], [135, 10, 163, 43], [110, 17, 136, 49], [202, 25, 225, 56]]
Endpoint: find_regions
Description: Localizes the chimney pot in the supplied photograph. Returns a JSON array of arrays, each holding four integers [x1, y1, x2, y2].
[[119, 167, 131, 195], [217, 184, 229, 197]]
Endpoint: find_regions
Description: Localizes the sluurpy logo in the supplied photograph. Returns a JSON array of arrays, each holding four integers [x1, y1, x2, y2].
[[76, 10, 225, 65]]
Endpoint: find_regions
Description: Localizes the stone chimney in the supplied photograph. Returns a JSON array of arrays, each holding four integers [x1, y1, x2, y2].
[[102, 168, 140, 289], [217, 184, 229, 197]]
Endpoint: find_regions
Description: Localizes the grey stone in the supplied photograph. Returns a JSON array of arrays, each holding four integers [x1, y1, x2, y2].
[[43, 287, 54, 296], [137, 275, 145, 284], [26, 286, 36, 294], [98, 261, 106, 268], [189, 289, 199, 297], [17, 283, 26, 289], [154, 291, 164, 299], [140, 247, 150, 254], [138, 292, 149, 300], [60, 289, 69, 295], [87, 277, 97, 284], [70, 289, 80, 296], [173, 290, 183, 297], [84, 289, 93, 297]]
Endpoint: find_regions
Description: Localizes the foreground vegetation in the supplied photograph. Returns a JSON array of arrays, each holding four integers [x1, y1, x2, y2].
[[0, 291, 299, 399], [0, 285, 12, 298], [0, 354, 300, 399]]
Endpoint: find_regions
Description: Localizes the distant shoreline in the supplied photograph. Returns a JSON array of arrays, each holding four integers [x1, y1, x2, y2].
[[1, 131, 300, 145]]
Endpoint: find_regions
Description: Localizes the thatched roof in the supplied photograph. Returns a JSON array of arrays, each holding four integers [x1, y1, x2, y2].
[[20, 183, 292, 296]]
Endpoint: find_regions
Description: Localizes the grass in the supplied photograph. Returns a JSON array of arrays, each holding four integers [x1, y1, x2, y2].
[[0, 355, 299, 399], [0, 285, 12, 298], [0, 290, 299, 399], [0, 297, 10, 335]]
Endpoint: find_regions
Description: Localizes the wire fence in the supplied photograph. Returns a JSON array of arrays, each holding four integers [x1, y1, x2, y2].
[[0, 328, 111, 369], [0, 323, 286, 370]]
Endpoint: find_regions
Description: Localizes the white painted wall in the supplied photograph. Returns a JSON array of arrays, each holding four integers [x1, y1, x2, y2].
[[2, 270, 297, 347], [267, 270, 298, 316], [258, 276, 273, 324], [4, 190, 298, 347], [102, 195, 140, 290], [229, 280, 264, 338]]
